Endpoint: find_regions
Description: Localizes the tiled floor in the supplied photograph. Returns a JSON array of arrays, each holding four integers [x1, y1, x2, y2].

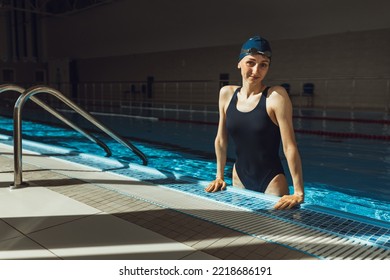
[[0, 143, 315, 260]]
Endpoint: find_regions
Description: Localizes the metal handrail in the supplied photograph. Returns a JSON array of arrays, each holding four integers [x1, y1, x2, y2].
[[11, 85, 148, 188], [0, 84, 112, 156]]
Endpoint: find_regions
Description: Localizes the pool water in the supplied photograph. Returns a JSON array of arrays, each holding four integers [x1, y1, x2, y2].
[[0, 114, 389, 222]]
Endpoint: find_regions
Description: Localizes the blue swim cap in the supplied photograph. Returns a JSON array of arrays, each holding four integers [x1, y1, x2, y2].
[[238, 35, 272, 62]]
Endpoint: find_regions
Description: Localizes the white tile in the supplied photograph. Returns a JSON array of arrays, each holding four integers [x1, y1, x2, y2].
[[23, 153, 101, 172], [0, 187, 100, 234], [180, 251, 220, 260], [0, 174, 13, 186], [0, 236, 59, 260], [28, 214, 199, 260], [0, 220, 23, 242]]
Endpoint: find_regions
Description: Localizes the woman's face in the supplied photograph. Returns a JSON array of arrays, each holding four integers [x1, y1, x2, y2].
[[238, 54, 270, 84]]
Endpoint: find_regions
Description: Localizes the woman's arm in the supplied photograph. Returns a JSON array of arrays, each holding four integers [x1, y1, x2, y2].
[[269, 86, 304, 209], [205, 86, 234, 192]]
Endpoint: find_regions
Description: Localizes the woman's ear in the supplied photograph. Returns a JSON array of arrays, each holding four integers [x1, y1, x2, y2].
[[237, 62, 241, 69]]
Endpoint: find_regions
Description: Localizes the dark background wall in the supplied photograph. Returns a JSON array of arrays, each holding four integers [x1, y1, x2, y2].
[[1, 0, 390, 110], [42, 0, 390, 58]]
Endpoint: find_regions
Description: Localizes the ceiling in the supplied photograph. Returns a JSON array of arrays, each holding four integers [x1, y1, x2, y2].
[[2, 0, 390, 41], [2, 0, 390, 56], [0, 0, 113, 16]]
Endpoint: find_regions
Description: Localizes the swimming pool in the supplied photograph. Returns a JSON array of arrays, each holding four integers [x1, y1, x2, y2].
[[0, 108, 389, 223]]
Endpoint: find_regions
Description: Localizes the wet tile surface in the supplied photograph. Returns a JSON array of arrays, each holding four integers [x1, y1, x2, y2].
[[0, 142, 342, 260]]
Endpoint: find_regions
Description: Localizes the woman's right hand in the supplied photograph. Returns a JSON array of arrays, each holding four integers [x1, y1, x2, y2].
[[205, 178, 227, 192]]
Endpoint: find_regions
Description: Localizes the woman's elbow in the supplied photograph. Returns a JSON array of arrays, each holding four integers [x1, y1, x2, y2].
[[283, 144, 299, 157], [215, 136, 227, 149]]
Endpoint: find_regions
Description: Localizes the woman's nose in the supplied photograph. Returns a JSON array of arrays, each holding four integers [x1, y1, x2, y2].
[[253, 64, 260, 73]]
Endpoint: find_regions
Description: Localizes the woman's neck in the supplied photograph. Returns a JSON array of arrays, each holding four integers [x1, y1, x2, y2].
[[241, 81, 266, 98]]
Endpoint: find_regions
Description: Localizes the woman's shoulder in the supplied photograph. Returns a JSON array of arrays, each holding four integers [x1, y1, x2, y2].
[[267, 85, 292, 112], [267, 85, 289, 101], [268, 85, 288, 96], [219, 85, 240, 98], [218, 85, 240, 109]]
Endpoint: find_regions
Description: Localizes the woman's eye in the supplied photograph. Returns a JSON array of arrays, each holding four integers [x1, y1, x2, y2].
[[260, 63, 268, 68]]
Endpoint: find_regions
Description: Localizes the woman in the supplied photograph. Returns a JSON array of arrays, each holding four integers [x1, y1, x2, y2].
[[205, 36, 304, 210]]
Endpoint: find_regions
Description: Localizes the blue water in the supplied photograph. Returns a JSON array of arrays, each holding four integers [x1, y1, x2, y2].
[[0, 113, 389, 222]]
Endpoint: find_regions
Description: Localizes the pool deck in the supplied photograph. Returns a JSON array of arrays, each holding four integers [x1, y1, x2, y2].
[[0, 143, 316, 260], [1, 140, 389, 261]]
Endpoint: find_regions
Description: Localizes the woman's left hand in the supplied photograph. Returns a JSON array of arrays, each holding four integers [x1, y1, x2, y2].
[[273, 194, 304, 210]]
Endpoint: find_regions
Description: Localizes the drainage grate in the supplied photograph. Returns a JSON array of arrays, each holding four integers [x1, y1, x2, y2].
[[110, 181, 389, 260], [7, 140, 390, 260], [51, 151, 390, 259]]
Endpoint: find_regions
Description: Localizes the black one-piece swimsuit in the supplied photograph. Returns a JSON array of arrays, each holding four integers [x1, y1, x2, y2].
[[226, 87, 284, 193]]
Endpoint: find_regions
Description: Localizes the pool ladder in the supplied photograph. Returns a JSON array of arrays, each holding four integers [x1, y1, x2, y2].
[[0, 84, 148, 189]]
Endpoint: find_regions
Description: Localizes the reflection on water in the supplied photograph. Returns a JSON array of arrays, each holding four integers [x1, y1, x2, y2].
[[0, 111, 389, 222]]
